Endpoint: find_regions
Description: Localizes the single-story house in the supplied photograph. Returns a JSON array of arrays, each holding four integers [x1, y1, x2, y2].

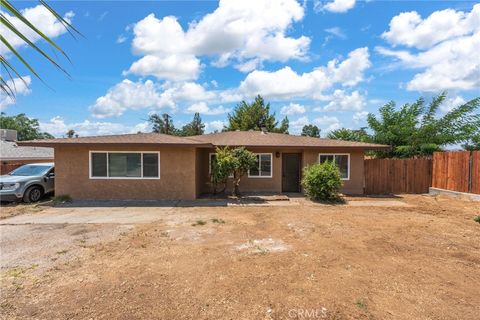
[[0, 129, 54, 175], [19, 131, 389, 200]]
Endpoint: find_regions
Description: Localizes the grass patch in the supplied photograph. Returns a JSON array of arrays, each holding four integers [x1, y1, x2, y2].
[[5, 264, 38, 278], [355, 298, 367, 310], [474, 215, 480, 224], [211, 218, 225, 224], [56, 249, 69, 255], [52, 194, 72, 205], [192, 220, 207, 226]]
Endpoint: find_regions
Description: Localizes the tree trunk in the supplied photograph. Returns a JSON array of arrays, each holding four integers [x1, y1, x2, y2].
[[232, 172, 241, 197]]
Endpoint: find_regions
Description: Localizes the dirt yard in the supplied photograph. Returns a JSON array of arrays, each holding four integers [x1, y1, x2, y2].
[[1, 195, 479, 319]]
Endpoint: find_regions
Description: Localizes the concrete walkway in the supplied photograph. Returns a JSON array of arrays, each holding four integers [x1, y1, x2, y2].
[[0, 197, 412, 225]]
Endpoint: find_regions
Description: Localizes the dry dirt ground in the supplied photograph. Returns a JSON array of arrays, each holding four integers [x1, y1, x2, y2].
[[1, 195, 479, 320]]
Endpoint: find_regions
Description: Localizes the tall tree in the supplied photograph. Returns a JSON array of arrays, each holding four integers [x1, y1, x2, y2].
[[66, 129, 75, 138], [0, 112, 53, 140], [462, 133, 480, 151], [301, 125, 320, 138], [327, 128, 369, 142], [181, 113, 205, 136], [1, 0, 80, 99], [226, 95, 289, 133], [367, 93, 480, 158], [148, 113, 178, 135]]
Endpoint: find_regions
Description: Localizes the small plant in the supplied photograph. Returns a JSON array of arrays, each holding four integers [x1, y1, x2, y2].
[[192, 220, 207, 226], [56, 249, 68, 255], [301, 162, 343, 202], [52, 194, 72, 205], [215, 146, 257, 196], [474, 215, 480, 224], [211, 218, 225, 224], [355, 298, 367, 310]]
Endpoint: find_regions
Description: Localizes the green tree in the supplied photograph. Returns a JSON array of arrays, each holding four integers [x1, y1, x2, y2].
[[301, 125, 320, 138], [0, 112, 53, 140], [66, 129, 75, 138], [226, 95, 288, 133], [327, 128, 369, 142], [148, 113, 179, 135], [367, 93, 480, 158], [181, 113, 205, 136], [215, 147, 257, 196], [463, 133, 480, 151], [1, 0, 80, 99]]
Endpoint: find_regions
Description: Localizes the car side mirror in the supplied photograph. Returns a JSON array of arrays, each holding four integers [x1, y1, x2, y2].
[[47, 173, 55, 178]]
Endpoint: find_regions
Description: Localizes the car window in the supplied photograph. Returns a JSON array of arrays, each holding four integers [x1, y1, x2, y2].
[[9, 165, 52, 176]]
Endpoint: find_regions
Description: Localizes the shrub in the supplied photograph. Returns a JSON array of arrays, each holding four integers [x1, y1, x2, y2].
[[474, 215, 480, 224], [301, 161, 343, 202]]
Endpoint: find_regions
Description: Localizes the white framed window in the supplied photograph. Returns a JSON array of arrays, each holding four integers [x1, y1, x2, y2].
[[318, 153, 350, 180], [248, 153, 273, 178], [209, 153, 233, 178], [89, 151, 160, 179]]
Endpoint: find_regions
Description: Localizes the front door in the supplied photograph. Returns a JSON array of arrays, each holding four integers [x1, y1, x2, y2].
[[282, 153, 301, 192]]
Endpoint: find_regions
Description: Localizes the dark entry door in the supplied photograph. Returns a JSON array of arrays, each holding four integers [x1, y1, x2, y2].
[[282, 153, 301, 192]]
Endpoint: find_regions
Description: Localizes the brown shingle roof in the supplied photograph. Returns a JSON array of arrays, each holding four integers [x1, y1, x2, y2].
[[17, 133, 210, 147], [18, 131, 389, 150], [189, 131, 389, 149]]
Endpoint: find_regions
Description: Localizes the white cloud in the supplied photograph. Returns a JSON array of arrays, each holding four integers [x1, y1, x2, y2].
[[126, 54, 201, 81], [0, 5, 73, 54], [0, 76, 32, 110], [378, 5, 480, 92], [290, 116, 310, 133], [289, 115, 340, 133], [321, 90, 365, 111], [238, 47, 370, 99], [280, 103, 306, 115], [313, 115, 341, 131], [116, 35, 127, 44], [128, 0, 310, 80], [89, 79, 175, 118], [353, 111, 369, 124], [186, 102, 231, 115], [205, 120, 226, 132], [382, 5, 480, 49], [39, 116, 150, 137], [325, 27, 346, 39], [315, 0, 356, 13], [440, 95, 466, 113], [89, 80, 222, 118]]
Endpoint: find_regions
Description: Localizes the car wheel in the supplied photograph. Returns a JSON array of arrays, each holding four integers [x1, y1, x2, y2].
[[23, 186, 44, 203]]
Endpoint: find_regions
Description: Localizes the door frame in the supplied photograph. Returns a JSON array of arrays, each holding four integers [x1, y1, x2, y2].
[[282, 153, 302, 192]]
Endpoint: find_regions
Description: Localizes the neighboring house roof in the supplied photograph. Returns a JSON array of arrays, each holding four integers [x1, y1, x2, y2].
[[0, 141, 54, 161], [17, 133, 211, 147], [189, 131, 389, 149], [18, 131, 390, 150]]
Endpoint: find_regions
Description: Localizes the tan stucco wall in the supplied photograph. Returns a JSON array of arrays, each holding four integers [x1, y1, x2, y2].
[[199, 147, 365, 195], [303, 149, 365, 194], [54, 146, 198, 200]]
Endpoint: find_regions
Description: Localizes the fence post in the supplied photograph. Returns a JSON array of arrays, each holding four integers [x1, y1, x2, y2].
[[468, 151, 473, 193]]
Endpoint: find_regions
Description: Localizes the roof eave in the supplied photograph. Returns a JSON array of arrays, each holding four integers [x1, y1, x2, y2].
[[16, 141, 213, 148]]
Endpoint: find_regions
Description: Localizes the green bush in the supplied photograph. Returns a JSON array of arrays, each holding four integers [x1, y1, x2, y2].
[[301, 161, 343, 202]]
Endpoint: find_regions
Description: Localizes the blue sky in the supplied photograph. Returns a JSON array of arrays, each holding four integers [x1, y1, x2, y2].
[[1, 0, 479, 137]]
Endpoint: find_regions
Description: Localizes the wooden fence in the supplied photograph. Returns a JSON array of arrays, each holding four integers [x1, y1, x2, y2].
[[432, 151, 480, 194], [364, 158, 432, 194]]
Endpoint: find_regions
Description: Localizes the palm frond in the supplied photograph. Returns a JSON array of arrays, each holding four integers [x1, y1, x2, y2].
[[0, 0, 80, 100]]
